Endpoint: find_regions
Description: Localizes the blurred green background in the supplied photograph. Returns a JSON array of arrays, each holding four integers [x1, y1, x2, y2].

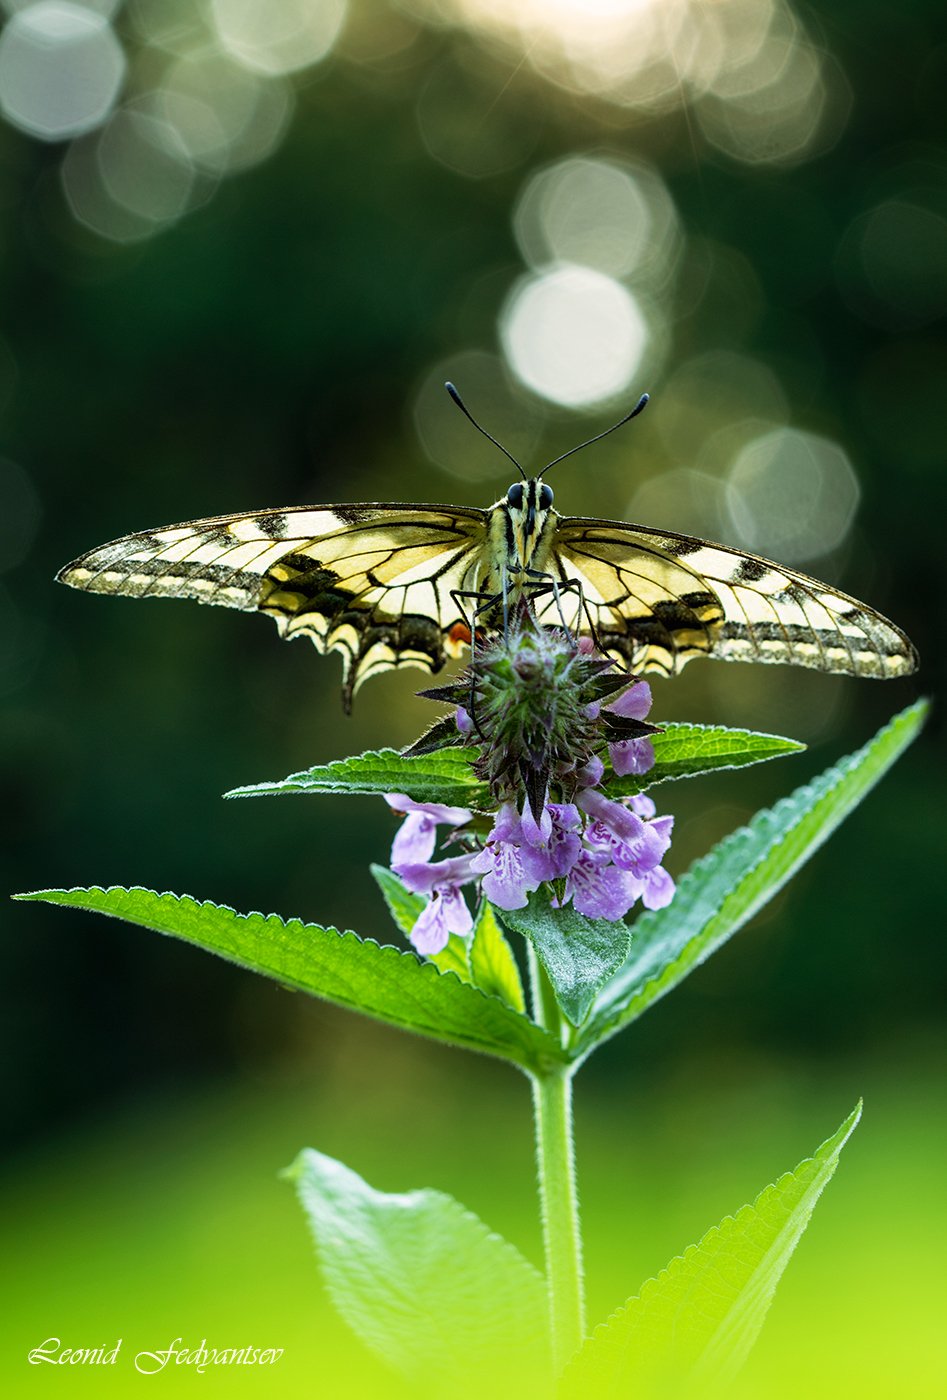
[[1, 0, 943, 1394]]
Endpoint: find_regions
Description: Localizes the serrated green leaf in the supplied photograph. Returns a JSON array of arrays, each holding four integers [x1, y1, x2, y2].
[[604, 723, 804, 797], [470, 900, 526, 1012], [561, 1104, 861, 1397], [14, 886, 564, 1071], [501, 887, 631, 1027], [370, 864, 472, 980], [577, 700, 927, 1057], [224, 746, 489, 807], [290, 1148, 550, 1389]]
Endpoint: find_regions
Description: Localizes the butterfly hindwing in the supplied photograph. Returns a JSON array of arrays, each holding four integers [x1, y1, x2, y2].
[[546, 517, 917, 680], [57, 504, 487, 707]]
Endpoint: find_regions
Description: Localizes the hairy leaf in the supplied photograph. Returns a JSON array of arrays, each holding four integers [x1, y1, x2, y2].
[[605, 723, 804, 797], [578, 701, 927, 1057], [562, 1105, 861, 1396], [290, 1148, 550, 1388], [501, 888, 631, 1027], [14, 886, 563, 1071], [225, 746, 488, 807]]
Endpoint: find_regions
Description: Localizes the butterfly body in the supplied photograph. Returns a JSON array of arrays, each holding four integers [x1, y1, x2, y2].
[[58, 480, 917, 710], [479, 478, 558, 600]]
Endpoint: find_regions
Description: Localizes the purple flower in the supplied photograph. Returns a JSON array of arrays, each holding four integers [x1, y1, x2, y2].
[[393, 852, 476, 894], [385, 794, 471, 866], [383, 665, 677, 953], [391, 851, 477, 956], [411, 885, 474, 955], [609, 736, 655, 777], [609, 681, 653, 720], [469, 803, 538, 910], [607, 681, 657, 776], [639, 865, 675, 911], [628, 793, 656, 818], [470, 843, 532, 910], [519, 803, 582, 882], [580, 786, 673, 877], [563, 849, 639, 921], [577, 755, 604, 789]]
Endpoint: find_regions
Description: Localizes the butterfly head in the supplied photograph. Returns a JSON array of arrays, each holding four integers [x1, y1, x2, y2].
[[506, 478, 554, 535], [446, 378, 647, 573], [503, 478, 556, 567]]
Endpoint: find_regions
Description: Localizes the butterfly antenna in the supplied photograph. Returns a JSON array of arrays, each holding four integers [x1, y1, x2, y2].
[[541, 392, 650, 477], [445, 382, 526, 480]]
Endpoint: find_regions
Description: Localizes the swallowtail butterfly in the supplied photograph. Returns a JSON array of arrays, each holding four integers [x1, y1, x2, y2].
[[58, 388, 917, 709]]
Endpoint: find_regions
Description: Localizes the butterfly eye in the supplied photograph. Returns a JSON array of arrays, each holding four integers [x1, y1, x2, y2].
[[539, 483, 554, 509], [507, 482, 524, 508]]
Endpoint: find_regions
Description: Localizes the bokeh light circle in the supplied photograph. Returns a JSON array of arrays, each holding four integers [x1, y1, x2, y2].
[[838, 198, 947, 330], [416, 56, 540, 179], [404, 0, 837, 167], [513, 155, 680, 281], [210, 0, 347, 77], [725, 427, 859, 563], [155, 48, 294, 175], [62, 119, 191, 244], [696, 36, 827, 166], [0, 2, 125, 141], [501, 265, 648, 408], [655, 350, 787, 467], [96, 106, 195, 224], [626, 467, 730, 542]]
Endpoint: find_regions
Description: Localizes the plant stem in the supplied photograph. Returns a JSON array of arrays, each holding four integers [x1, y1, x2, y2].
[[528, 946, 584, 1373]]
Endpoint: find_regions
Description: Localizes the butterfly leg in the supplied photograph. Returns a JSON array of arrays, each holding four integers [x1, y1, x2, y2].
[[522, 571, 611, 660], [567, 576, 610, 658], [522, 567, 579, 643], [450, 586, 504, 740], [449, 587, 505, 651]]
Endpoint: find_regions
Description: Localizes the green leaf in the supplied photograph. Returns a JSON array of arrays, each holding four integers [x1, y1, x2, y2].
[[578, 700, 927, 1057], [501, 887, 631, 1027], [224, 726, 799, 808], [561, 1104, 861, 1397], [222, 726, 800, 804], [225, 746, 489, 807], [289, 1148, 550, 1389], [14, 886, 564, 1072], [604, 722, 805, 797], [470, 900, 526, 1012], [370, 864, 472, 979]]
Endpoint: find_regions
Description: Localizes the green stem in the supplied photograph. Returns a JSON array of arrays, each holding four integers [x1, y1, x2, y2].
[[528, 946, 584, 1373]]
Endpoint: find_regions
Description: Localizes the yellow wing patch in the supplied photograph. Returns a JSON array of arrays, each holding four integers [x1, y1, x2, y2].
[[58, 504, 488, 708], [545, 517, 917, 680]]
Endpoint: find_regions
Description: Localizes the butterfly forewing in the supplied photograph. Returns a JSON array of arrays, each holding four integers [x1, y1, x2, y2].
[[57, 504, 488, 707], [546, 517, 917, 680]]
